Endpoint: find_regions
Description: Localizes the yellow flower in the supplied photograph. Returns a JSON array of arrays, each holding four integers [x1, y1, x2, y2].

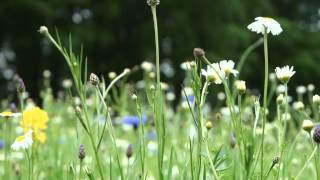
[[22, 107, 49, 143], [0, 111, 21, 118]]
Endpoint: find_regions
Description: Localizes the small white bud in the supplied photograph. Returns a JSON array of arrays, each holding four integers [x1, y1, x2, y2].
[[108, 72, 117, 80], [39, 26, 49, 35]]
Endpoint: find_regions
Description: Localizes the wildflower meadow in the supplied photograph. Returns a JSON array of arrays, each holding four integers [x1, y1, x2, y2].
[[1, 1, 320, 180]]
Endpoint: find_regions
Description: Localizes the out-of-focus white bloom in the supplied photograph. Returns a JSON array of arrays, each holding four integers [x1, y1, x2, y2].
[[160, 82, 169, 91], [149, 72, 156, 79], [282, 113, 291, 121], [313, 95, 320, 104], [108, 72, 117, 80], [172, 165, 180, 177], [43, 70, 51, 78], [269, 73, 276, 81], [302, 119, 314, 132], [235, 80, 246, 94], [131, 94, 137, 100], [11, 130, 33, 151], [115, 139, 129, 150], [276, 94, 284, 104], [180, 61, 195, 70], [183, 87, 193, 96], [275, 66, 295, 84], [201, 63, 224, 84], [307, 84, 315, 92], [293, 101, 304, 110], [189, 125, 197, 139], [247, 17, 283, 35], [62, 79, 73, 89], [150, 85, 155, 91], [147, 141, 157, 156], [296, 85, 306, 95], [276, 85, 286, 94], [166, 92, 176, 101], [220, 106, 239, 117], [219, 60, 238, 77], [217, 92, 226, 101], [141, 61, 154, 72]]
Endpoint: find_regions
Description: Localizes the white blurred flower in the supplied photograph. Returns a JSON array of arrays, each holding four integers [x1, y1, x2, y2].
[[276, 85, 286, 94], [247, 17, 283, 35], [201, 63, 224, 84], [219, 60, 238, 77], [147, 141, 157, 156], [160, 82, 169, 91], [269, 73, 276, 81], [296, 85, 306, 95], [276, 94, 284, 104], [180, 61, 195, 70], [281, 113, 291, 121], [43, 70, 51, 78], [166, 92, 176, 101], [0, 111, 21, 118], [149, 72, 156, 79], [307, 84, 315, 92], [313, 94, 320, 104], [141, 61, 154, 72], [108, 72, 117, 80], [11, 130, 33, 151], [62, 79, 73, 89], [217, 92, 226, 101], [293, 101, 304, 110], [275, 66, 295, 84]]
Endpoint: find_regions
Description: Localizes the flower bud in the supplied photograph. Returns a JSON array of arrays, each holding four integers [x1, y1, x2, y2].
[[205, 121, 213, 130], [126, 144, 133, 159], [308, 84, 315, 92], [38, 26, 49, 35], [147, 0, 160, 6], [131, 94, 138, 100], [108, 72, 117, 80], [193, 48, 205, 59], [293, 101, 304, 110], [313, 126, 320, 144], [89, 73, 99, 86], [276, 94, 284, 104], [313, 95, 320, 105], [13, 75, 25, 93], [272, 156, 280, 165], [235, 80, 246, 95], [78, 144, 86, 160], [302, 119, 314, 133], [123, 68, 131, 74]]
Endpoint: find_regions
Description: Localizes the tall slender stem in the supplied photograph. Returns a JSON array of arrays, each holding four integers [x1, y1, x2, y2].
[[261, 27, 269, 178], [295, 146, 317, 179]]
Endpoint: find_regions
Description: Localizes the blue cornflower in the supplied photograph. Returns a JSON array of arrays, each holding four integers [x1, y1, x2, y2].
[[0, 140, 5, 149], [123, 115, 147, 129], [187, 95, 195, 104]]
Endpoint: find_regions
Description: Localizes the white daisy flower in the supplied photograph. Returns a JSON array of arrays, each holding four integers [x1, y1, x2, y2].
[[201, 63, 224, 84], [0, 111, 21, 118], [275, 66, 295, 84], [11, 130, 33, 151], [247, 17, 283, 35], [219, 60, 238, 77]]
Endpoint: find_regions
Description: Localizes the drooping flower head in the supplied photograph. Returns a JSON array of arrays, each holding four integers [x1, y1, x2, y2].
[[22, 107, 49, 143], [247, 17, 283, 35], [11, 130, 33, 151], [275, 66, 295, 84]]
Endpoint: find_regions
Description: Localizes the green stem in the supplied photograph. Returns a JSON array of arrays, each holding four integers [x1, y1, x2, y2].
[[295, 146, 317, 179], [88, 133, 104, 180], [260, 27, 269, 179]]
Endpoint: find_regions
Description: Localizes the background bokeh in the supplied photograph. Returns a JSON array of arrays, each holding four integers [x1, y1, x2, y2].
[[0, 0, 319, 100]]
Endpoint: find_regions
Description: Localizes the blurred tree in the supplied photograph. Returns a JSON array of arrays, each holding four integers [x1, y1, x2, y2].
[[0, 0, 319, 99]]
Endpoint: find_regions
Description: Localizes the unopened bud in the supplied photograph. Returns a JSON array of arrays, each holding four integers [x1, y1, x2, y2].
[[89, 73, 99, 86], [302, 119, 314, 133], [126, 144, 133, 158], [276, 94, 284, 104], [108, 72, 117, 80], [235, 80, 246, 94], [205, 121, 213, 130], [38, 26, 49, 35], [147, 0, 160, 6], [79, 144, 86, 160]]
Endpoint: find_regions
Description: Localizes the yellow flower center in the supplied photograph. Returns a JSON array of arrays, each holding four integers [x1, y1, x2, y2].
[[16, 135, 25, 142], [1, 111, 13, 117]]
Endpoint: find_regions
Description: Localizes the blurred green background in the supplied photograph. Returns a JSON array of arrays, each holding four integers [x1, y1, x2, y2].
[[0, 0, 319, 99]]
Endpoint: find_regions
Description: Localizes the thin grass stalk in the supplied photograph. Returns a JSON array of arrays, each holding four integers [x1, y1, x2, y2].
[[261, 27, 269, 178]]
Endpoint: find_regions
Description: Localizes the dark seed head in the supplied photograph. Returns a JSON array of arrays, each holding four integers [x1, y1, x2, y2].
[[193, 48, 205, 59], [272, 156, 280, 165], [13, 75, 25, 93], [313, 126, 320, 144]]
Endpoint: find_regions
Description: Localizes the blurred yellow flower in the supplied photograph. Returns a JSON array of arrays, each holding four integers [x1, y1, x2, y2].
[[22, 107, 49, 143]]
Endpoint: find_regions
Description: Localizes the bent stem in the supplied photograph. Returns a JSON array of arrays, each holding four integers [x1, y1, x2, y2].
[[295, 146, 317, 179], [261, 27, 269, 178]]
